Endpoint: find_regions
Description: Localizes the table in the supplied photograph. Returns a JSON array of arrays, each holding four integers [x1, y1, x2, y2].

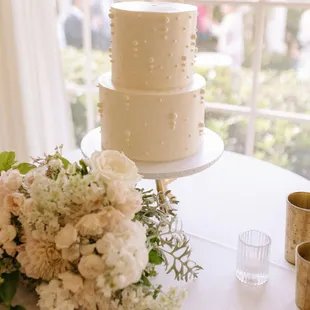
[[65, 150, 310, 309]]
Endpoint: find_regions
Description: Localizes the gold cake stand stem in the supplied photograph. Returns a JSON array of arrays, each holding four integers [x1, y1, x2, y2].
[[155, 179, 176, 204]]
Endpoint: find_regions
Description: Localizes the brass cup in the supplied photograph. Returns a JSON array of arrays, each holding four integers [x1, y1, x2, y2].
[[285, 192, 310, 265]]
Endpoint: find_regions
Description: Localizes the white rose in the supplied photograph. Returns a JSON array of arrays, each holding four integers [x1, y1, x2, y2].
[[3, 193, 25, 216], [62, 244, 80, 262], [97, 206, 124, 232], [3, 241, 17, 256], [59, 272, 83, 293], [55, 224, 77, 250], [80, 244, 96, 256], [4, 170, 22, 191], [90, 151, 141, 184], [107, 181, 142, 218], [0, 208, 11, 228], [0, 225, 16, 244], [78, 254, 105, 279], [75, 214, 103, 237]]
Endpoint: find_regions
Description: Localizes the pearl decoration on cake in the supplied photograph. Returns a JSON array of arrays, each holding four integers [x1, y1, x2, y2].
[[149, 64, 155, 70], [110, 23, 114, 27], [144, 40, 147, 43], [188, 134, 192, 138], [145, 151, 149, 156], [199, 122, 205, 136], [132, 40, 138, 46], [166, 76, 172, 80], [133, 47, 138, 52], [176, 16, 180, 20], [134, 54, 138, 58], [169, 113, 178, 120], [191, 34, 197, 40], [144, 122, 148, 127], [124, 130, 131, 138], [164, 16, 170, 23], [182, 56, 187, 61], [183, 27, 187, 31], [161, 141, 164, 145], [169, 53, 173, 57], [200, 89, 206, 95], [125, 102, 130, 111], [173, 39, 177, 43], [185, 118, 188, 123], [175, 64, 179, 68], [149, 57, 155, 63], [164, 27, 169, 33], [164, 36, 168, 40], [98, 103, 104, 116], [124, 95, 130, 101], [109, 13, 114, 19]]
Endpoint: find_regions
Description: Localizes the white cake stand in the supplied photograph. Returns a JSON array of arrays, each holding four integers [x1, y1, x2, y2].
[[81, 127, 224, 200]]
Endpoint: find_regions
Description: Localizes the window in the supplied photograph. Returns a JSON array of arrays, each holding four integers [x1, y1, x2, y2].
[[55, 0, 310, 179]]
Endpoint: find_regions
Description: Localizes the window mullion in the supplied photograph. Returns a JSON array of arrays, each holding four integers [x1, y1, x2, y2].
[[245, 1, 266, 156], [83, 0, 94, 132]]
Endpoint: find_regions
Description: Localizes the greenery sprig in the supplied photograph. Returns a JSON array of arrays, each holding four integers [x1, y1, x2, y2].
[[135, 189, 202, 282]]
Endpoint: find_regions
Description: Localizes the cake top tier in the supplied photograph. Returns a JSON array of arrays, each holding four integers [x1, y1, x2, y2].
[[111, 2, 196, 13], [109, 1, 198, 91]]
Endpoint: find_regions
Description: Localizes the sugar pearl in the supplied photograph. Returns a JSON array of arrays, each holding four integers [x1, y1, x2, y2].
[[124, 130, 131, 137], [149, 57, 155, 63], [132, 40, 138, 46]]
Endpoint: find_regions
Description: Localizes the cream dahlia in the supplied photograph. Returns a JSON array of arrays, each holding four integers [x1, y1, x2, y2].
[[17, 237, 70, 280]]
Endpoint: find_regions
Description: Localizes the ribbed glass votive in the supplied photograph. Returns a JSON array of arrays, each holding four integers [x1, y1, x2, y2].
[[236, 230, 271, 286]]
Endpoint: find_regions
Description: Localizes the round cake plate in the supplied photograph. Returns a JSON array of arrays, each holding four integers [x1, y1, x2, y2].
[[81, 127, 224, 180]]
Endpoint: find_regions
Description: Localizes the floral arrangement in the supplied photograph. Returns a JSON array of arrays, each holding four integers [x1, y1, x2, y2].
[[0, 147, 201, 310]]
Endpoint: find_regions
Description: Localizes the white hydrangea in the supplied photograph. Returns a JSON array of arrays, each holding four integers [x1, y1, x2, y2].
[[96, 220, 148, 297], [37, 279, 78, 310]]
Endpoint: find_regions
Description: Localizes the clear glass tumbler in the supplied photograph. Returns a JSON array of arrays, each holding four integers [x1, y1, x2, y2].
[[236, 230, 271, 286]]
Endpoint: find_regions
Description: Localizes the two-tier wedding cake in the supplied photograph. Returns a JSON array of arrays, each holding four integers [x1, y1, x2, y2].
[[98, 1, 206, 162]]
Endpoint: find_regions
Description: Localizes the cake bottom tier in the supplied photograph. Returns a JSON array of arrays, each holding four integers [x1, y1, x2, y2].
[[98, 73, 206, 162]]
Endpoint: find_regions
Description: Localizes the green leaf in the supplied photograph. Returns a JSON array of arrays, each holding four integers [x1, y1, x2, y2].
[[13, 163, 36, 175], [10, 306, 26, 310], [140, 274, 151, 287], [79, 160, 88, 175], [60, 157, 70, 169], [149, 249, 164, 265], [0, 271, 20, 306], [0, 152, 17, 172]]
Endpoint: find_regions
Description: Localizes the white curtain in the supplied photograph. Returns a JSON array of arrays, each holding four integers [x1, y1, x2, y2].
[[0, 0, 74, 162]]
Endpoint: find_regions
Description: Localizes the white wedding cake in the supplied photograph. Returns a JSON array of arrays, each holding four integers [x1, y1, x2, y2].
[[98, 1, 206, 162]]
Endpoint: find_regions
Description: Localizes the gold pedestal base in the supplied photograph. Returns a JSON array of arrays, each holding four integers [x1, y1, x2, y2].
[[155, 179, 176, 203]]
